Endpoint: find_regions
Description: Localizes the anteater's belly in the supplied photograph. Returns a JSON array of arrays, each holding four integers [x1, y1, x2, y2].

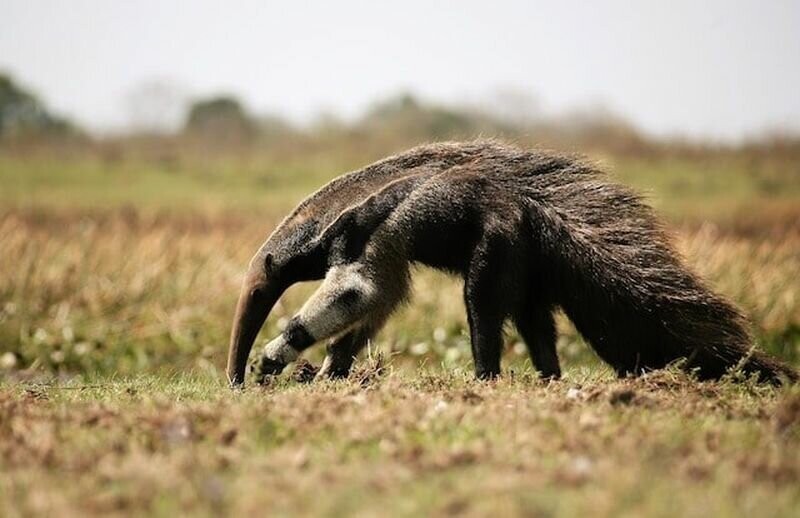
[[407, 218, 477, 274]]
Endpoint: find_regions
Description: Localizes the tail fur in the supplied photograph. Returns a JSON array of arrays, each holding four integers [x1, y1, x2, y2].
[[523, 160, 797, 384]]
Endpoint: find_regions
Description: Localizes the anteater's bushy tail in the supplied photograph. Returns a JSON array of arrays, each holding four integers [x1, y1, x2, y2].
[[524, 160, 797, 384]]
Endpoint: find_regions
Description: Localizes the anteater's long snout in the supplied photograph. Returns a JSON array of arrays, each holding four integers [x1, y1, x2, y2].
[[226, 266, 281, 387]]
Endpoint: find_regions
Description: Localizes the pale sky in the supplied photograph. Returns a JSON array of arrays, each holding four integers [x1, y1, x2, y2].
[[2, 0, 799, 141]]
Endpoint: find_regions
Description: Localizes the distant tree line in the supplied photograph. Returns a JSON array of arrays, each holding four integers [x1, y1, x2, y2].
[[0, 70, 683, 154], [0, 73, 74, 137], [3, 71, 798, 158]]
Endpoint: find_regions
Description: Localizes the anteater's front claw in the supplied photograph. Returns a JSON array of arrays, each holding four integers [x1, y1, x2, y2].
[[250, 355, 287, 385]]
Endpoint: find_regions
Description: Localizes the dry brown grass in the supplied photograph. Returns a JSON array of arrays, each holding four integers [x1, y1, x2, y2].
[[1, 371, 799, 517], [1, 208, 797, 380], [1, 143, 799, 516]]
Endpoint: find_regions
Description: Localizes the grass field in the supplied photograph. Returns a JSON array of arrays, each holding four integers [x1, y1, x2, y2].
[[1, 140, 799, 516], [2, 371, 800, 517]]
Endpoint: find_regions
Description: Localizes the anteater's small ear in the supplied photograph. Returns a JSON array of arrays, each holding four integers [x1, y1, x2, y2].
[[264, 252, 274, 272]]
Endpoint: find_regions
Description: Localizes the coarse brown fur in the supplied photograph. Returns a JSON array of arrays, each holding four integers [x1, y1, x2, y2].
[[226, 140, 797, 387]]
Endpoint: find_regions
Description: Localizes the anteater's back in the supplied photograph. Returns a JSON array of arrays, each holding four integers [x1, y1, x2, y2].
[[265, 142, 495, 258]]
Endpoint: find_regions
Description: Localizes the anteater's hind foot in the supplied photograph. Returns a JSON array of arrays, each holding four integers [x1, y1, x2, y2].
[[513, 306, 561, 380]]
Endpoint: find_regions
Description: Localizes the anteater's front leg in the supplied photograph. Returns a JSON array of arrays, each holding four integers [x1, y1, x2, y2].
[[315, 329, 368, 380], [255, 263, 377, 381], [315, 309, 392, 380]]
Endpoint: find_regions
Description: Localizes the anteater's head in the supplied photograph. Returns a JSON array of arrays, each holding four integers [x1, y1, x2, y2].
[[225, 166, 431, 387], [226, 219, 325, 387]]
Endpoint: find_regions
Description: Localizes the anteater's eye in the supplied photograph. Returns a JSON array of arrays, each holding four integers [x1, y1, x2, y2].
[[338, 288, 361, 307]]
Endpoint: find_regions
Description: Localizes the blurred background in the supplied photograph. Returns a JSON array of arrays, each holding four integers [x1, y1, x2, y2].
[[1, 1, 798, 380]]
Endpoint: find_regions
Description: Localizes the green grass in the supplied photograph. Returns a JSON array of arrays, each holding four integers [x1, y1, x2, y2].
[[610, 156, 800, 225], [0, 154, 324, 212], [3, 150, 799, 225]]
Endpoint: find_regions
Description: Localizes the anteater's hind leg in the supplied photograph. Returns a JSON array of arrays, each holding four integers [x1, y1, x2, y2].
[[513, 305, 561, 380], [464, 233, 519, 380], [465, 289, 504, 380]]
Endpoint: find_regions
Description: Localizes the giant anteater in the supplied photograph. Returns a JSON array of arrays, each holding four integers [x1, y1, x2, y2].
[[226, 141, 797, 386]]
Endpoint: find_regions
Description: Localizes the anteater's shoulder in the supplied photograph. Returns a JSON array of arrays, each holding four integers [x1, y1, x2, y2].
[[266, 141, 497, 245]]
